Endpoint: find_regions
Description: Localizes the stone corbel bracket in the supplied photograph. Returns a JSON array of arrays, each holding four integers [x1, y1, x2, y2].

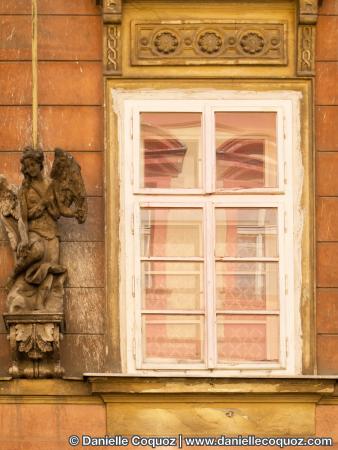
[[297, 0, 319, 76], [101, 0, 122, 75], [3, 313, 65, 379]]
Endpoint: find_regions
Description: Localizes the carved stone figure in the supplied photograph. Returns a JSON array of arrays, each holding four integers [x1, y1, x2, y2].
[[0, 147, 87, 378], [0, 147, 87, 312]]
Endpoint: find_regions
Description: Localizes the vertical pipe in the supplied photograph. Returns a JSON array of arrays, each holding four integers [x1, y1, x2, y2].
[[32, 0, 38, 148]]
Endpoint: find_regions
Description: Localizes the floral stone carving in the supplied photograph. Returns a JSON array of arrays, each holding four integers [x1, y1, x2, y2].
[[5, 313, 64, 378], [132, 21, 286, 65], [197, 31, 222, 54], [153, 31, 179, 54], [239, 32, 265, 54], [0, 147, 87, 378]]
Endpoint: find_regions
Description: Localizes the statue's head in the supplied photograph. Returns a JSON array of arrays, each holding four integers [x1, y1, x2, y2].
[[20, 147, 44, 180]]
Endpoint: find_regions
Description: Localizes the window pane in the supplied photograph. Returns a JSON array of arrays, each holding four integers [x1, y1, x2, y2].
[[142, 315, 204, 363], [217, 315, 279, 363], [215, 208, 278, 258], [215, 112, 277, 189], [142, 262, 204, 310], [140, 112, 202, 189], [216, 262, 279, 310], [141, 208, 203, 257]]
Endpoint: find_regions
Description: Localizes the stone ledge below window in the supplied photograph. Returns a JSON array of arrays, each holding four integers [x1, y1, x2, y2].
[[86, 374, 337, 396], [86, 374, 337, 436]]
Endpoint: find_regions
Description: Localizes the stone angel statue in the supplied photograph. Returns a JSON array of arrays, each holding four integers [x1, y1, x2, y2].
[[0, 147, 87, 313]]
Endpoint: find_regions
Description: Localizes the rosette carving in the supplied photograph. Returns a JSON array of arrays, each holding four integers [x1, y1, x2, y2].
[[239, 32, 265, 55], [197, 31, 222, 54], [153, 31, 179, 55]]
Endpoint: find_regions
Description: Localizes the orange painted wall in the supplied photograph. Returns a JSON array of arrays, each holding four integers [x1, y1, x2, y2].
[[316, 0, 338, 374], [0, 0, 105, 376], [0, 403, 106, 450]]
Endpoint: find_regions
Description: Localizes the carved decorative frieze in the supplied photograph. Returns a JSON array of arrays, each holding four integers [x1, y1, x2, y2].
[[297, 25, 315, 75], [131, 21, 287, 66], [4, 313, 64, 378]]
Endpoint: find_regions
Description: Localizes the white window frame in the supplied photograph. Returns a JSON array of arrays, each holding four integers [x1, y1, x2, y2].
[[116, 90, 302, 376]]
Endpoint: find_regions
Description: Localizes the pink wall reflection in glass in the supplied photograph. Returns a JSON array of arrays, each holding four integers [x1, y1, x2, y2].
[[215, 112, 277, 189], [140, 112, 202, 189], [217, 315, 279, 362]]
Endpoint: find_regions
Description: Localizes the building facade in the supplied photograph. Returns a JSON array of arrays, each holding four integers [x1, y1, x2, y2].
[[0, 0, 338, 448]]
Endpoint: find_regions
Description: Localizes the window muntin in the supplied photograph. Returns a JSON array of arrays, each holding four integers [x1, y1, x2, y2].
[[122, 96, 296, 374]]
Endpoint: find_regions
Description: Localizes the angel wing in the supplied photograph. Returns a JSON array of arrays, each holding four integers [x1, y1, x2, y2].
[[50, 148, 88, 224], [0, 175, 20, 250]]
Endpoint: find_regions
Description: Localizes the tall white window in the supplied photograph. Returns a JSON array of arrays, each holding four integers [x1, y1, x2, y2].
[[118, 92, 301, 375]]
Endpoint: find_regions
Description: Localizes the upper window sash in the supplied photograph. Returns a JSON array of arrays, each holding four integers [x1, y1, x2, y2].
[[125, 99, 290, 195]]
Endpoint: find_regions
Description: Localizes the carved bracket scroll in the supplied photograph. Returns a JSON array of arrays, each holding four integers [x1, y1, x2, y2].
[[297, 0, 318, 76], [102, 0, 122, 75], [297, 25, 315, 75], [131, 21, 287, 66]]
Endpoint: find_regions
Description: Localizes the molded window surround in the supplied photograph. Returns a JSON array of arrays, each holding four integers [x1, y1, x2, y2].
[[113, 89, 303, 376]]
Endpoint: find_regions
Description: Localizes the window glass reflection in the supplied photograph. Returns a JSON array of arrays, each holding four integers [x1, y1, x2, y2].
[[216, 262, 279, 311], [140, 112, 202, 189], [217, 315, 279, 363], [141, 262, 204, 310], [215, 112, 277, 189], [143, 315, 204, 363], [141, 208, 203, 257], [215, 208, 278, 258]]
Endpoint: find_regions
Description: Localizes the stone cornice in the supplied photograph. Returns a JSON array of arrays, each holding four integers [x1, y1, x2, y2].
[[96, 0, 319, 76]]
